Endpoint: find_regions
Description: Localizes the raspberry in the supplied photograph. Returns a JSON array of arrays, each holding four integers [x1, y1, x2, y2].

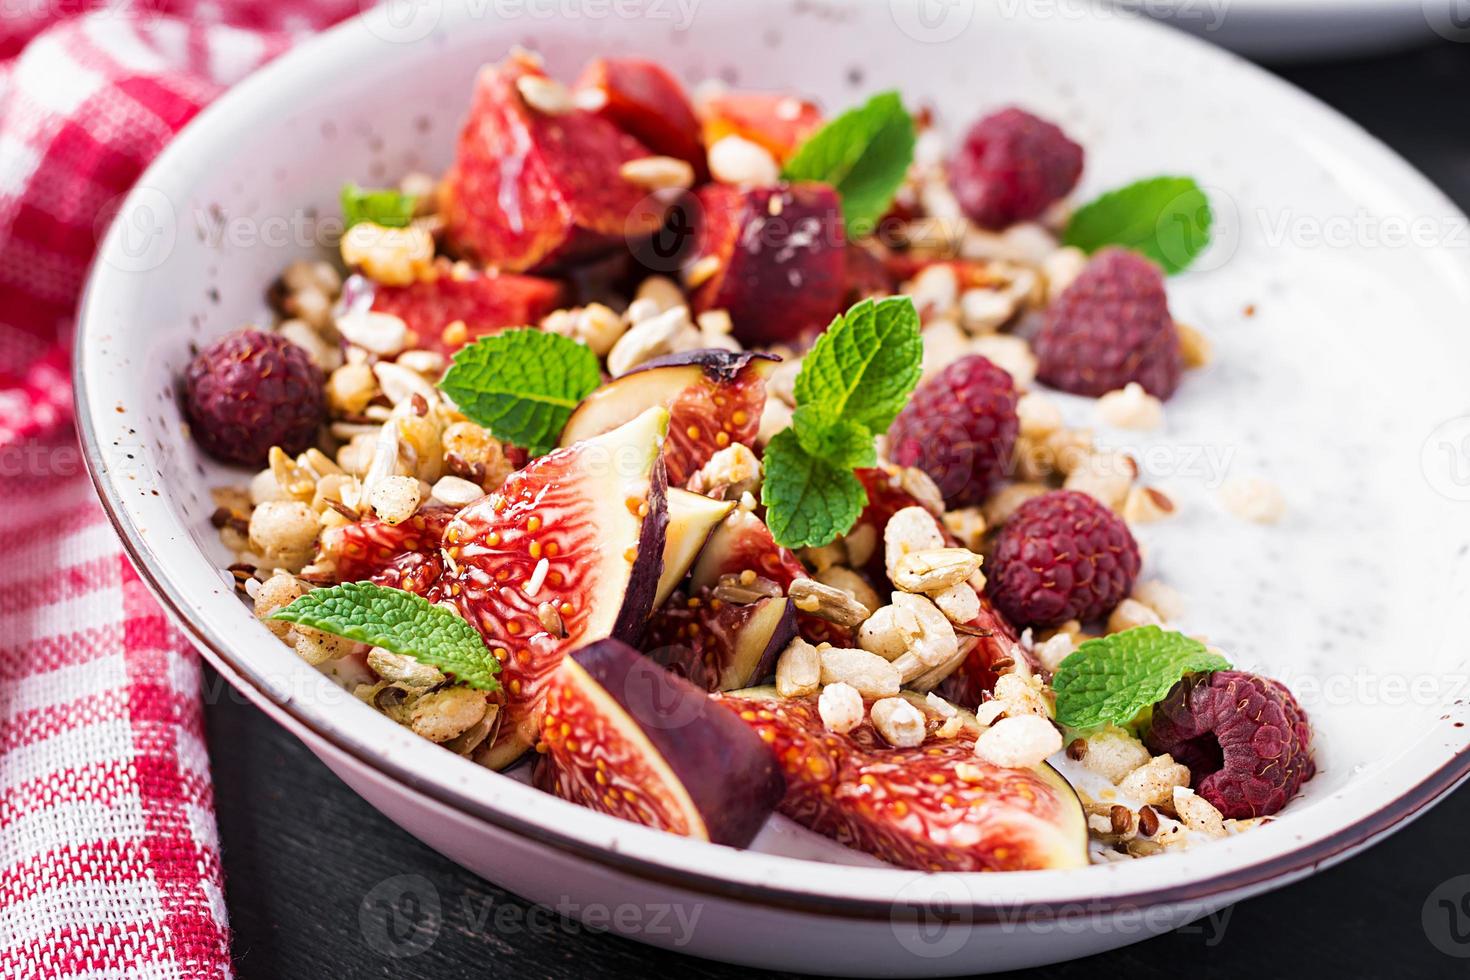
[[947, 107, 1083, 230], [1146, 671, 1316, 819], [1035, 248, 1182, 399], [886, 354, 1018, 508], [985, 489, 1140, 628], [183, 330, 325, 467]]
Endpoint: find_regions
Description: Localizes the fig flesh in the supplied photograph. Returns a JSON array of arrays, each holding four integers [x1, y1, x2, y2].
[[658, 488, 736, 608], [368, 271, 564, 356], [644, 587, 797, 692]]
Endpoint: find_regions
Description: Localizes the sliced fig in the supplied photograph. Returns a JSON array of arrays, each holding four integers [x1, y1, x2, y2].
[[441, 407, 670, 769], [438, 56, 667, 272], [644, 588, 797, 692], [367, 270, 564, 356], [658, 488, 736, 608], [560, 349, 776, 487], [698, 90, 823, 162], [718, 688, 1087, 871], [534, 638, 784, 846], [684, 183, 847, 347], [690, 508, 852, 647], [575, 58, 706, 176], [316, 506, 457, 596]]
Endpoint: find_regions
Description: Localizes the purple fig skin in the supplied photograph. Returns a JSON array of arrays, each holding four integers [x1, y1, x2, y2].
[[738, 597, 796, 688], [610, 457, 669, 648], [572, 638, 785, 847], [625, 348, 779, 384]]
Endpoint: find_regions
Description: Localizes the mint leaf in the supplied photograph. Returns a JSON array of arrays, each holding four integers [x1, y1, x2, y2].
[[438, 328, 602, 457], [1052, 625, 1229, 731], [270, 581, 500, 692], [1063, 176, 1211, 275], [793, 412, 876, 469], [342, 182, 418, 229], [781, 91, 915, 235], [792, 296, 922, 444], [760, 429, 868, 549]]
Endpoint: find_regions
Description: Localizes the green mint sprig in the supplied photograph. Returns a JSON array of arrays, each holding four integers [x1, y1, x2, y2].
[[781, 91, 915, 236], [1052, 625, 1229, 731], [761, 296, 922, 549], [341, 182, 418, 230], [438, 328, 602, 457], [269, 581, 500, 692], [1063, 176, 1212, 275]]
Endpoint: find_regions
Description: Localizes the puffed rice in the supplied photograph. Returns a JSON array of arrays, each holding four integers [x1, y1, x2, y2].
[[870, 697, 927, 748], [1033, 631, 1077, 672], [340, 223, 434, 287], [1173, 787, 1227, 837], [1107, 598, 1163, 634], [1132, 580, 1185, 622], [775, 638, 821, 698], [930, 581, 981, 624], [249, 501, 319, 559], [368, 475, 422, 525], [857, 603, 917, 662], [1118, 754, 1192, 806], [253, 572, 306, 641], [818, 648, 901, 698], [817, 681, 864, 734], [883, 505, 945, 581], [887, 592, 959, 669], [972, 715, 1062, 769]]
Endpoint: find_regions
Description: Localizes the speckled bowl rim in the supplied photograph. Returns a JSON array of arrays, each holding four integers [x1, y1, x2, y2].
[[75, 0, 1470, 922]]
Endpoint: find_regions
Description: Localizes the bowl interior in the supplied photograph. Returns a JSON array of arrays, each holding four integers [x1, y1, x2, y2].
[[79, 0, 1470, 909]]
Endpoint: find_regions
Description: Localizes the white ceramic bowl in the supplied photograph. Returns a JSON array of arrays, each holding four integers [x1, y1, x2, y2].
[[77, 1, 1470, 973]]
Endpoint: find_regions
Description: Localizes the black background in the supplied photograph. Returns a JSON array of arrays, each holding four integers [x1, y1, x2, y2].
[[205, 35, 1470, 980]]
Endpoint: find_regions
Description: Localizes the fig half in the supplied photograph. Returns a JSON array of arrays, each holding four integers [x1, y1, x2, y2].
[[658, 488, 735, 608], [534, 639, 784, 847], [719, 688, 1088, 871], [644, 588, 797, 692], [560, 349, 776, 487], [441, 407, 670, 769]]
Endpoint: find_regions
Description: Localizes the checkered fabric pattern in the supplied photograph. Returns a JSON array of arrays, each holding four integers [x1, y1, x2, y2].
[[0, 3, 356, 976]]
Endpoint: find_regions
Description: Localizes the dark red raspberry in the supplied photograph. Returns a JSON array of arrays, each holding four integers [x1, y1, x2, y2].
[[886, 354, 1018, 508], [947, 107, 1083, 230], [1146, 671, 1316, 819], [985, 489, 1140, 627], [183, 330, 324, 467], [1035, 247, 1182, 399]]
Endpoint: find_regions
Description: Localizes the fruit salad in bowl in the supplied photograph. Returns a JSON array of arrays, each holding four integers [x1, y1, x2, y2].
[[182, 48, 1315, 873]]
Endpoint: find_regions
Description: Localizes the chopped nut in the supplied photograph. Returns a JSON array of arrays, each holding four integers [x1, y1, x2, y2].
[[898, 467, 946, 517], [892, 547, 982, 593], [883, 505, 946, 582], [293, 627, 359, 666], [572, 303, 627, 357], [789, 578, 871, 628], [373, 360, 438, 407], [982, 482, 1047, 527], [1016, 392, 1063, 439], [1119, 754, 1192, 806], [1078, 726, 1153, 783], [410, 687, 489, 743], [817, 681, 864, 733], [818, 648, 901, 698], [620, 155, 696, 191], [1033, 631, 1077, 672], [269, 446, 317, 502], [282, 259, 342, 297], [431, 475, 485, 508], [712, 573, 784, 605], [1107, 598, 1163, 634], [278, 318, 341, 370], [340, 222, 433, 287], [368, 647, 445, 689], [941, 507, 987, 552], [814, 566, 881, 616], [1219, 476, 1285, 524], [685, 255, 722, 289], [1176, 321, 1213, 368], [989, 671, 1052, 720], [1136, 804, 1161, 838], [1063, 451, 1135, 511], [515, 74, 573, 114], [775, 638, 821, 698], [1122, 485, 1176, 525], [687, 443, 762, 498], [870, 697, 926, 748], [972, 715, 1062, 769], [936, 715, 965, 739], [1044, 427, 1095, 477], [925, 692, 958, 717], [904, 264, 958, 318], [607, 305, 690, 376], [1173, 787, 1227, 837], [958, 287, 1016, 333], [757, 398, 794, 446], [1132, 580, 1185, 622], [368, 475, 422, 525], [634, 275, 686, 313], [920, 318, 971, 381], [841, 521, 878, 569], [1096, 383, 1164, 430], [336, 309, 410, 356], [799, 541, 846, 574], [1042, 246, 1087, 300], [970, 333, 1036, 389], [707, 135, 779, 186], [930, 581, 981, 625]]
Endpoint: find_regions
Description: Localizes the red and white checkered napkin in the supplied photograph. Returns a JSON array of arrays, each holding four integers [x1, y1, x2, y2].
[[0, 4, 355, 975]]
